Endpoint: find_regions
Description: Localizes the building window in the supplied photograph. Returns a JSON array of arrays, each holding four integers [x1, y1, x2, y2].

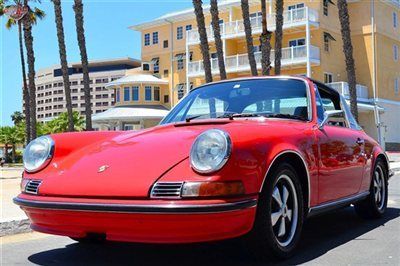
[[323, 32, 336, 52], [124, 87, 130, 101], [164, 95, 169, 103], [164, 69, 169, 77], [323, 0, 329, 16], [186, 24, 192, 31], [152, 32, 159, 44], [154, 87, 160, 101], [132, 86, 139, 101], [116, 89, 120, 102], [324, 73, 333, 84], [189, 51, 193, 62], [394, 45, 398, 61], [177, 26, 183, 40], [177, 84, 185, 100], [163, 40, 168, 48], [288, 3, 304, 10], [142, 63, 150, 71], [394, 12, 398, 28], [151, 57, 160, 73], [145, 86, 152, 101], [289, 38, 305, 47], [395, 78, 399, 95], [176, 53, 185, 70], [144, 33, 150, 46]]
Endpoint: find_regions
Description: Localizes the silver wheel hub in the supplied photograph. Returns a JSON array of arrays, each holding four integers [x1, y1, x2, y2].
[[373, 165, 385, 210], [270, 174, 298, 247]]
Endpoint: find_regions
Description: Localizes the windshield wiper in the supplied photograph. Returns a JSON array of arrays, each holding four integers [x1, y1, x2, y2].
[[217, 113, 262, 120], [185, 112, 237, 122], [264, 113, 308, 121]]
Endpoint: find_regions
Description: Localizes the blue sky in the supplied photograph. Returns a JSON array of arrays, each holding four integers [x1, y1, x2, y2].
[[0, 0, 193, 126]]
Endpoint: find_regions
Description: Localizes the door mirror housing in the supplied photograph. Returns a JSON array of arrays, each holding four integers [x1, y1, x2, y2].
[[319, 110, 345, 129]]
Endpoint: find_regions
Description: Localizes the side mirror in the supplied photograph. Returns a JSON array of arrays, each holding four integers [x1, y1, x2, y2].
[[319, 110, 345, 129]]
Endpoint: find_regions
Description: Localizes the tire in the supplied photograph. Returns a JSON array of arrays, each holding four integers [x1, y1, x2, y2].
[[245, 162, 305, 260], [354, 159, 388, 219]]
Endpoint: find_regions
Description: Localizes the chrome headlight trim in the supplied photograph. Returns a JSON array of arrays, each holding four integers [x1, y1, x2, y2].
[[190, 129, 232, 174], [23, 136, 55, 173]]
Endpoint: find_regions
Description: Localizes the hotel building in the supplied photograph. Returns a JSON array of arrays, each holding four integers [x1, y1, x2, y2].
[[106, 0, 400, 149], [30, 58, 140, 123]]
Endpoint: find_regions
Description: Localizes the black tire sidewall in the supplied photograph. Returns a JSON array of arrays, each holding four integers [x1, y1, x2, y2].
[[253, 163, 304, 258]]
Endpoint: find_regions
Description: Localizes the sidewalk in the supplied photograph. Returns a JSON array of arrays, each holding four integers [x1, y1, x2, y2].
[[1, 156, 399, 237]]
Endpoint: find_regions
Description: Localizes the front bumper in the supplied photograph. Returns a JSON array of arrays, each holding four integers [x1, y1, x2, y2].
[[14, 194, 257, 243]]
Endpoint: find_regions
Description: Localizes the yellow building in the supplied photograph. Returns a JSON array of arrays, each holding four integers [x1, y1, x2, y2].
[[125, 0, 399, 150]]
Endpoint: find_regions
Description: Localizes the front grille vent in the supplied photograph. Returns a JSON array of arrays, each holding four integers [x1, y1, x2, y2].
[[150, 182, 183, 198], [25, 180, 42, 195]]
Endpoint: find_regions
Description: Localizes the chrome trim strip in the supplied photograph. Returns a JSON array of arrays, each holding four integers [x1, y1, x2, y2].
[[259, 150, 311, 209], [308, 191, 370, 217], [13, 197, 257, 214]]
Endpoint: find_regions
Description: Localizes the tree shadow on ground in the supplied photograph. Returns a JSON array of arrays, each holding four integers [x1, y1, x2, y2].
[[28, 206, 400, 266]]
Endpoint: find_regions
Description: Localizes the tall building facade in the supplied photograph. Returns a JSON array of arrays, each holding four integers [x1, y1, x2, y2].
[[129, 0, 400, 150], [29, 58, 141, 122]]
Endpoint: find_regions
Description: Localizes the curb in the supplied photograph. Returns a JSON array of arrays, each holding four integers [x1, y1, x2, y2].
[[0, 218, 32, 237]]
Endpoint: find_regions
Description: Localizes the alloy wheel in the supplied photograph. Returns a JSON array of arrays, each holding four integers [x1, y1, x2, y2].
[[270, 174, 299, 247], [374, 165, 386, 211]]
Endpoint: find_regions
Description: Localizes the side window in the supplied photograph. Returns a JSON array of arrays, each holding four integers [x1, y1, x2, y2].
[[316, 85, 347, 128], [341, 95, 362, 130]]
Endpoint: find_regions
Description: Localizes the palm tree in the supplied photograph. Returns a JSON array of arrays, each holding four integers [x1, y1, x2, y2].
[[44, 111, 85, 134], [0, 1, 31, 142], [11, 111, 24, 125], [22, 0, 45, 140], [337, 0, 358, 121], [260, 0, 272, 75], [73, 0, 92, 130], [241, 0, 258, 76], [0, 126, 24, 163], [274, 0, 284, 75], [192, 0, 212, 83], [52, 0, 74, 132], [210, 0, 226, 80]]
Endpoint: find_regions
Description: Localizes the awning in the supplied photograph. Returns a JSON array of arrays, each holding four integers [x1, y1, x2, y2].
[[92, 106, 170, 123], [324, 32, 336, 41], [105, 73, 168, 88], [175, 53, 185, 60], [151, 58, 159, 64]]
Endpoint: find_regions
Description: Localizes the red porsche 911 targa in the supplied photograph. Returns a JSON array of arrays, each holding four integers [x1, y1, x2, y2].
[[15, 77, 393, 259]]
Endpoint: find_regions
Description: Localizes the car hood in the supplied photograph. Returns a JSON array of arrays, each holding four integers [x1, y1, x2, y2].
[[36, 119, 310, 198]]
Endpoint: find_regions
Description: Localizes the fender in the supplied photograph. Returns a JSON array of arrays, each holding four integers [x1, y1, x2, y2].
[[259, 149, 312, 209]]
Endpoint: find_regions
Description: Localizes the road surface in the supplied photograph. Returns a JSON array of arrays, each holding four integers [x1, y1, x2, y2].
[[1, 173, 399, 265]]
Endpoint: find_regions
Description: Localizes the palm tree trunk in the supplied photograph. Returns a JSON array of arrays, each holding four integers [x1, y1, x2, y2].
[[337, 0, 358, 121], [260, 0, 272, 75], [18, 21, 31, 142], [11, 144, 16, 163], [210, 0, 226, 80], [241, 0, 258, 76], [73, 0, 92, 130], [192, 0, 213, 83], [22, 15, 37, 139], [274, 0, 284, 75], [53, 0, 74, 132]]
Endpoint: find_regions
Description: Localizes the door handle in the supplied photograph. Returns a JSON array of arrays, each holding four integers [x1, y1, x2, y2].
[[356, 138, 365, 145]]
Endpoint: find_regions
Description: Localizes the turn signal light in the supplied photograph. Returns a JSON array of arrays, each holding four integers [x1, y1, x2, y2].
[[181, 181, 245, 198]]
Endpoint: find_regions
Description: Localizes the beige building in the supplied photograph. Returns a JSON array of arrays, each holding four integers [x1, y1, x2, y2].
[[30, 58, 140, 123], [127, 0, 399, 150]]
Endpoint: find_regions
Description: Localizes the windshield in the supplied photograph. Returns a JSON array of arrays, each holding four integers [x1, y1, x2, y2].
[[160, 78, 310, 125]]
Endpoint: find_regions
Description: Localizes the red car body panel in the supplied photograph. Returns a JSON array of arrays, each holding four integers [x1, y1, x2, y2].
[[15, 76, 388, 244]]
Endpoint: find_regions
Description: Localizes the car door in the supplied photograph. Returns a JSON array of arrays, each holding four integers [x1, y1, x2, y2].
[[314, 85, 366, 204]]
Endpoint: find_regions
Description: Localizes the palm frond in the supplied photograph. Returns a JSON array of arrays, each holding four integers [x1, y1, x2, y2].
[[5, 17, 16, 29]]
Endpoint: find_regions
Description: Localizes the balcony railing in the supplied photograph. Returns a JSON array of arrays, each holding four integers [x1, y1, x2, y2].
[[327, 82, 369, 99], [187, 7, 319, 45], [188, 45, 320, 77]]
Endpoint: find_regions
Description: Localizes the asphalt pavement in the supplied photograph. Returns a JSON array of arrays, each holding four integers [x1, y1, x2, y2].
[[1, 172, 399, 266]]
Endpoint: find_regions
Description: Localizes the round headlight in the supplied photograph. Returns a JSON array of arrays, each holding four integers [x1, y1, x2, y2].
[[23, 136, 54, 173], [190, 129, 232, 174]]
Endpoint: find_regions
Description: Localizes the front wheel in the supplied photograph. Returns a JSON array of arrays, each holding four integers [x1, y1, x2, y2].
[[354, 159, 388, 219], [246, 163, 304, 260]]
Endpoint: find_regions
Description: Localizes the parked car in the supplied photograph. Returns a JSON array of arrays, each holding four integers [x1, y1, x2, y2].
[[14, 77, 393, 259]]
